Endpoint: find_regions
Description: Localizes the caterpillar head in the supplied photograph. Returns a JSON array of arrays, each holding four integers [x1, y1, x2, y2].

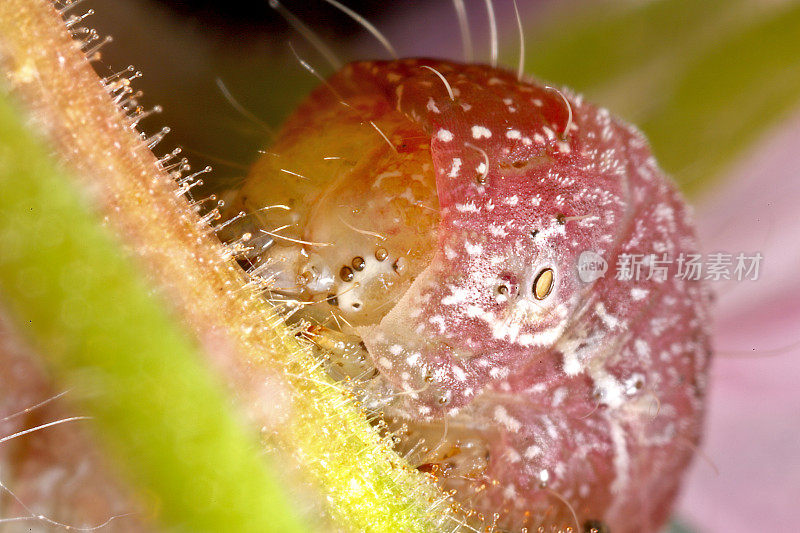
[[328, 60, 637, 412], [226, 58, 711, 531]]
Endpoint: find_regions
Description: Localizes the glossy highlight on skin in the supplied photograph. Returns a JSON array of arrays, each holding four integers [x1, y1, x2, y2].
[[224, 58, 712, 532]]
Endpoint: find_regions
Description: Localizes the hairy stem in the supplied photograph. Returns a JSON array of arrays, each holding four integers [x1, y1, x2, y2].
[[0, 1, 450, 531]]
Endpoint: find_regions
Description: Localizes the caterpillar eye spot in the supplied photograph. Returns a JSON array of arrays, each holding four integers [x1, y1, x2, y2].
[[494, 283, 513, 304], [555, 213, 567, 225], [533, 268, 554, 300], [583, 519, 611, 533], [495, 272, 520, 302], [339, 266, 354, 282], [374, 247, 388, 261], [351, 256, 366, 271]]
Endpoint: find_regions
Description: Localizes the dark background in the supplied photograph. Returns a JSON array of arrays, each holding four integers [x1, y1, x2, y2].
[[152, 0, 398, 39], [86, 0, 433, 190]]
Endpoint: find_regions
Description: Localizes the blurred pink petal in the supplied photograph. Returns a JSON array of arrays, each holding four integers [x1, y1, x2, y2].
[[677, 106, 800, 531], [0, 313, 147, 532], [375, 0, 544, 62]]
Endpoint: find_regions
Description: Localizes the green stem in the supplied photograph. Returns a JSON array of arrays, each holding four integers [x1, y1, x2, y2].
[[0, 91, 305, 532]]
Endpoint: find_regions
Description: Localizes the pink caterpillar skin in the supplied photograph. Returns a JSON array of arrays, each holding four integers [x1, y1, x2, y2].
[[229, 59, 712, 531]]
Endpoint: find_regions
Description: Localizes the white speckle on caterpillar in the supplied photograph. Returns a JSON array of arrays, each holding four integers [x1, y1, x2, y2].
[[464, 241, 483, 256], [436, 128, 454, 142], [447, 157, 462, 178], [471, 125, 492, 139], [494, 405, 521, 432], [635, 338, 651, 359], [594, 301, 622, 330]]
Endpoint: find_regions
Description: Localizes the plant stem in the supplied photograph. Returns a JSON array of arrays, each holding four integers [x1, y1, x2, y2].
[[0, 1, 450, 531]]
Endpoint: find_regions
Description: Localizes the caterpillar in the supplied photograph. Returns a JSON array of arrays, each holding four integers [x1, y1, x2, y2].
[[221, 7, 713, 533]]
